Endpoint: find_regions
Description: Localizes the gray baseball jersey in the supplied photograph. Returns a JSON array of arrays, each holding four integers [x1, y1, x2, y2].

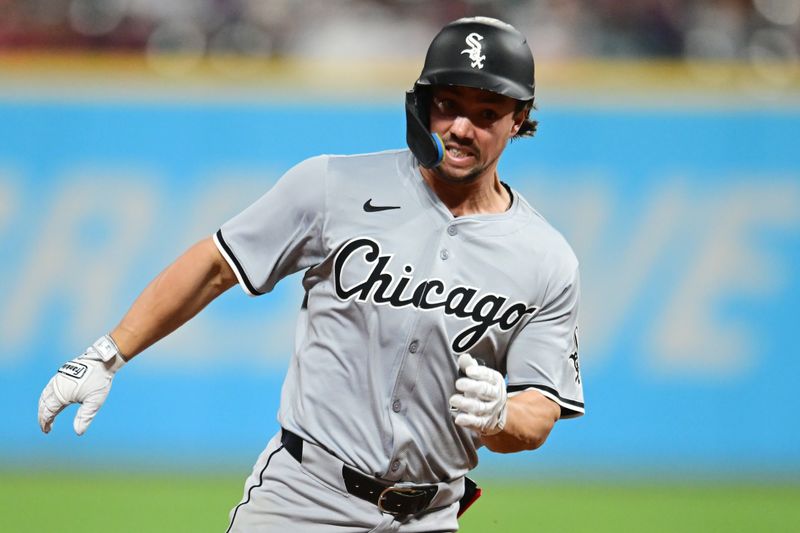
[[214, 148, 583, 485]]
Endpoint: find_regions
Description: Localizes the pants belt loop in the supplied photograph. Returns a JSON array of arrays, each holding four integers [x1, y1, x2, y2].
[[281, 428, 303, 463]]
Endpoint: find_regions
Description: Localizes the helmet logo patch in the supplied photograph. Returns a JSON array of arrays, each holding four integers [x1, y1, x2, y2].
[[461, 32, 486, 69]]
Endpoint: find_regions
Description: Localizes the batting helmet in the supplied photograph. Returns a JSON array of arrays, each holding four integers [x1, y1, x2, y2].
[[406, 17, 536, 168]]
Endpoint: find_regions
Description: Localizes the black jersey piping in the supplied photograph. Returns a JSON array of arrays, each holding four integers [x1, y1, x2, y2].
[[508, 383, 584, 410], [225, 444, 285, 533], [500, 181, 514, 210], [215, 229, 264, 296]]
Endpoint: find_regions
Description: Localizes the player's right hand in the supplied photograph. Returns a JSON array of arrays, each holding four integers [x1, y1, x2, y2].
[[450, 353, 508, 436], [38, 335, 127, 436]]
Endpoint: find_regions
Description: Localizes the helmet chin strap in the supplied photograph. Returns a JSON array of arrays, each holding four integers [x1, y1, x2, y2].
[[405, 90, 445, 169]]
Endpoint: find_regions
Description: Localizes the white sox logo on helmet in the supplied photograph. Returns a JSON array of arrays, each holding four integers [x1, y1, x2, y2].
[[333, 238, 536, 352], [461, 32, 486, 69]]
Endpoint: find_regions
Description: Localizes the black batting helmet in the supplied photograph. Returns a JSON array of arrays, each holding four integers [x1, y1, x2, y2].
[[406, 17, 536, 168]]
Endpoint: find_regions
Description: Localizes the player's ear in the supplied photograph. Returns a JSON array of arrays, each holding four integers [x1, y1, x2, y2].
[[511, 101, 537, 138], [509, 103, 529, 137]]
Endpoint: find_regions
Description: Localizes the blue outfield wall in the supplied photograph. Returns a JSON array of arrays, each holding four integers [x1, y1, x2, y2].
[[0, 97, 798, 477]]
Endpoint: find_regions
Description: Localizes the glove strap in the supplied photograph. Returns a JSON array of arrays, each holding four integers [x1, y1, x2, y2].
[[90, 335, 127, 372], [496, 403, 508, 432], [480, 402, 508, 437]]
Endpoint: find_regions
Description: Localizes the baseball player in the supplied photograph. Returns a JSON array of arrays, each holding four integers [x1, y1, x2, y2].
[[38, 17, 583, 532]]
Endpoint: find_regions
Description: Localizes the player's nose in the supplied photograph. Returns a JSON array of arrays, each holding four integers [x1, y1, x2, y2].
[[449, 115, 475, 140]]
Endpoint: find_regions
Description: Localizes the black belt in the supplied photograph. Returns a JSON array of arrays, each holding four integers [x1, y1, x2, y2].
[[281, 429, 438, 516]]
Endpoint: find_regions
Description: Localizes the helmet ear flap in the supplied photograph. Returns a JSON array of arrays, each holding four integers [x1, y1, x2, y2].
[[405, 87, 445, 169]]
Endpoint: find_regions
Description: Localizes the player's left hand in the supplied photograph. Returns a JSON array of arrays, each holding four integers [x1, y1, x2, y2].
[[449, 353, 507, 436]]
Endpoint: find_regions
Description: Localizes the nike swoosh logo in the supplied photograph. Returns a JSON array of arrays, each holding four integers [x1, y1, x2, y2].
[[363, 199, 401, 212]]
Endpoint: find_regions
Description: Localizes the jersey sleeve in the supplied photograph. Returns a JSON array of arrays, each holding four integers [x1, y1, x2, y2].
[[213, 155, 328, 296], [505, 265, 584, 418]]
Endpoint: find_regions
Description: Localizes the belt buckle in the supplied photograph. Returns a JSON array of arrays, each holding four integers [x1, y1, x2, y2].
[[377, 483, 433, 516]]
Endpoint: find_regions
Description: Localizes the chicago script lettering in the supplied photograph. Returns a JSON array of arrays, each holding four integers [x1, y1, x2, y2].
[[333, 238, 537, 352]]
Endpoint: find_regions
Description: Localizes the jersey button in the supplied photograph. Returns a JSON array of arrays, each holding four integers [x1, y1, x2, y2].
[[409, 341, 419, 353], [392, 399, 402, 412], [447, 225, 458, 236], [440, 249, 449, 260], [391, 460, 401, 472]]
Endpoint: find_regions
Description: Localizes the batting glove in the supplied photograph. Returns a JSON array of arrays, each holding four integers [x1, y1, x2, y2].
[[449, 353, 508, 436], [38, 335, 126, 436]]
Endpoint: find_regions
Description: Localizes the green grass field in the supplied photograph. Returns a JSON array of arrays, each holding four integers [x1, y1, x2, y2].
[[2, 471, 798, 532]]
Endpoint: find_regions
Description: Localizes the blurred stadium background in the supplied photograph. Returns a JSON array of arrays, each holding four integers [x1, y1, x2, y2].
[[1, 0, 799, 531]]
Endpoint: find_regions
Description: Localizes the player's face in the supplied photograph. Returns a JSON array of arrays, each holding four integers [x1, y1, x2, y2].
[[428, 85, 524, 184]]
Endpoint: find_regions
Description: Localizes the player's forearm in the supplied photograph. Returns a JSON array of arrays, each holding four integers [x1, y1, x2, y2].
[[480, 390, 560, 454], [110, 237, 237, 360]]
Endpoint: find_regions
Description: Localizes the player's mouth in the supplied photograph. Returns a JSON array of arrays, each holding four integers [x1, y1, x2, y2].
[[445, 144, 476, 164]]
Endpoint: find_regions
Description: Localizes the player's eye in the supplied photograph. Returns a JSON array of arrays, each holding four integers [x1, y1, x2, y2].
[[480, 108, 499, 121], [434, 98, 456, 114]]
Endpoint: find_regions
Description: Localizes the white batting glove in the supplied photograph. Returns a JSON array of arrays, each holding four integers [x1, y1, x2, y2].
[[449, 353, 508, 436], [38, 335, 126, 436]]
